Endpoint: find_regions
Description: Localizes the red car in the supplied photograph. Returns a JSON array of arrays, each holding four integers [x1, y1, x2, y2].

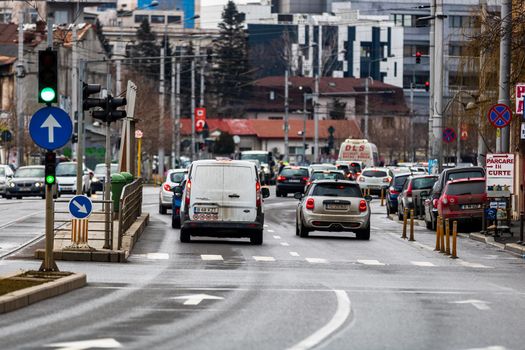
[[437, 177, 487, 223]]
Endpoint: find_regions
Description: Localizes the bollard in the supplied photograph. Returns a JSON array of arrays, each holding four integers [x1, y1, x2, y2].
[[440, 217, 446, 253], [518, 212, 524, 245], [402, 208, 409, 239], [380, 188, 385, 206], [445, 218, 451, 255], [435, 216, 441, 251], [451, 220, 458, 258], [409, 209, 415, 241]]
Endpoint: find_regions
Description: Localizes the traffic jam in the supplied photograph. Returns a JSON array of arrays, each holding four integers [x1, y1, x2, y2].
[[156, 139, 509, 244]]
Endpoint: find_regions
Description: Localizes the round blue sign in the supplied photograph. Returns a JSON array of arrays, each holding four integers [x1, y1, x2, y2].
[[485, 208, 497, 221], [29, 106, 73, 150], [442, 127, 457, 143], [488, 104, 512, 128], [68, 195, 93, 219]]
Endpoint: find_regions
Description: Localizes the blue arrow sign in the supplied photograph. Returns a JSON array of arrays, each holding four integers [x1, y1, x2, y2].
[[29, 106, 72, 150], [68, 195, 93, 219]]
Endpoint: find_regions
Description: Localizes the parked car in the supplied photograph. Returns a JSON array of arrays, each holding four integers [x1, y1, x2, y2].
[[171, 178, 187, 229], [437, 178, 487, 226], [0, 165, 14, 198], [307, 170, 346, 186], [159, 169, 188, 214], [56, 162, 93, 197], [90, 163, 119, 193], [397, 175, 438, 220], [179, 159, 270, 244], [276, 166, 309, 197], [6, 166, 57, 199], [386, 172, 411, 215], [295, 180, 372, 240], [357, 167, 393, 194], [424, 166, 485, 230]]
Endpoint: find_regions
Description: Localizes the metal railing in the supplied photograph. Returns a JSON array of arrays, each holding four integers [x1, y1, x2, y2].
[[118, 178, 143, 249]]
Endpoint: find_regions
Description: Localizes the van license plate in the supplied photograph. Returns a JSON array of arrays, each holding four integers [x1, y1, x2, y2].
[[194, 207, 218, 214]]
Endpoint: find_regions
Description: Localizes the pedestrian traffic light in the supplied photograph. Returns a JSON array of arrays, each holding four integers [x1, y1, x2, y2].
[[425, 81, 430, 92], [38, 49, 58, 104], [44, 151, 56, 185], [415, 51, 422, 64], [107, 95, 127, 122]]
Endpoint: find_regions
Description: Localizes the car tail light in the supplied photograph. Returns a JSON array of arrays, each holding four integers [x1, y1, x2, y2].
[[256, 181, 262, 207], [406, 182, 413, 197], [185, 180, 191, 206], [277, 175, 286, 182], [383, 177, 391, 183], [432, 198, 438, 209], [389, 187, 399, 195], [306, 198, 315, 210], [306, 181, 312, 186], [359, 199, 367, 212], [163, 183, 171, 192], [302, 177, 309, 182]]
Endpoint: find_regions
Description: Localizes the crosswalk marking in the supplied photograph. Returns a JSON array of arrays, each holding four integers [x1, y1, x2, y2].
[[305, 258, 328, 264], [357, 259, 385, 266], [273, 235, 281, 239], [146, 253, 169, 260], [459, 261, 492, 269], [289, 252, 300, 257], [253, 256, 276, 262], [280, 242, 290, 246], [201, 254, 223, 261], [411, 261, 436, 267]]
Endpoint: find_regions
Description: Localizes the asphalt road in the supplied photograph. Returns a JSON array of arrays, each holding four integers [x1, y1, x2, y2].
[[0, 186, 524, 350]]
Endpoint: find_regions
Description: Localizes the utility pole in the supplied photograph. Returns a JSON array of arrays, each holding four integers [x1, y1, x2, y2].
[[432, 0, 445, 171], [175, 62, 181, 164], [191, 59, 196, 161], [497, 0, 511, 153], [159, 47, 165, 177], [364, 77, 370, 140], [428, 0, 436, 158], [477, 0, 488, 166], [16, 10, 24, 167], [410, 79, 415, 162], [284, 70, 290, 162], [314, 75, 319, 163], [200, 58, 205, 107], [170, 56, 176, 168]]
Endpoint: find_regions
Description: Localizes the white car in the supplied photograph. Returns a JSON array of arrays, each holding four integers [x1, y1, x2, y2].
[[159, 169, 188, 214], [179, 159, 270, 244], [308, 163, 337, 176], [56, 162, 92, 197], [0, 165, 14, 197], [357, 167, 393, 195]]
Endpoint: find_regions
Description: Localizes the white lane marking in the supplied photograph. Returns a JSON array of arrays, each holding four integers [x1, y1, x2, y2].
[[172, 294, 224, 306], [357, 259, 385, 266], [253, 256, 276, 262], [264, 224, 269, 228], [289, 252, 300, 257], [411, 261, 436, 267], [146, 253, 169, 260], [201, 254, 223, 261], [45, 338, 122, 350], [305, 258, 328, 264], [268, 229, 275, 233], [459, 261, 493, 269], [463, 346, 507, 350], [280, 242, 290, 246], [287, 290, 351, 350], [450, 299, 491, 311], [273, 235, 281, 239]]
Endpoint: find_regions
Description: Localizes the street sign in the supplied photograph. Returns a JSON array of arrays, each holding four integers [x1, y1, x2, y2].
[[29, 106, 72, 150], [195, 120, 206, 133], [516, 83, 525, 115], [487, 104, 512, 128], [485, 208, 497, 220], [486, 153, 515, 195], [135, 129, 143, 139], [68, 195, 93, 219], [442, 127, 456, 143], [195, 107, 206, 121]]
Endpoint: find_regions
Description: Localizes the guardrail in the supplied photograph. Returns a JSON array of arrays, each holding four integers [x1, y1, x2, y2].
[[117, 178, 143, 249]]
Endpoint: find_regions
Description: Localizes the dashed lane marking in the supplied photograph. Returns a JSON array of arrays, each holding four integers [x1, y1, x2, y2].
[[289, 252, 300, 257], [411, 261, 436, 267], [273, 235, 281, 239], [459, 260, 493, 269], [280, 242, 290, 246], [305, 258, 328, 264], [268, 229, 275, 233], [201, 254, 223, 261], [357, 259, 385, 266], [253, 256, 276, 262], [145, 253, 169, 260]]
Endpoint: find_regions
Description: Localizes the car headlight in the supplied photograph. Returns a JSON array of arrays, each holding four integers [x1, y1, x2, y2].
[[35, 182, 42, 187], [9, 182, 15, 187], [92, 177, 99, 182]]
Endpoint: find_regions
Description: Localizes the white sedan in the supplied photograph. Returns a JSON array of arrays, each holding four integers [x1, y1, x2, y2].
[[159, 169, 188, 214]]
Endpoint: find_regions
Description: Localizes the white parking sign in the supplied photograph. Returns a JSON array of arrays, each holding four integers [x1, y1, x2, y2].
[[486, 153, 515, 195]]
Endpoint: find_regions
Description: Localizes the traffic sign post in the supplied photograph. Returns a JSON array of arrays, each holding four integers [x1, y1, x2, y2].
[[487, 104, 512, 128], [442, 128, 456, 143]]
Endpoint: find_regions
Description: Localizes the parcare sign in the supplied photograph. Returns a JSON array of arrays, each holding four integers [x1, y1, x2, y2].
[[486, 153, 515, 195], [516, 83, 525, 115]]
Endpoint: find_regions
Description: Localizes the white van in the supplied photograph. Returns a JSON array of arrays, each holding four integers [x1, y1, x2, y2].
[[179, 159, 270, 244]]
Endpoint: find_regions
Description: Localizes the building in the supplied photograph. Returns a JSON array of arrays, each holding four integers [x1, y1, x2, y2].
[[271, 0, 327, 14], [137, 0, 200, 28], [200, 2, 272, 30]]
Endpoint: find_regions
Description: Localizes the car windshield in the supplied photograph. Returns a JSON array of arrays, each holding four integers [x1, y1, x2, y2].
[[56, 163, 77, 176], [393, 175, 409, 190], [447, 170, 484, 182], [94, 164, 119, 176], [281, 168, 308, 177], [446, 181, 485, 195], [15, 167, 44, 178], [412, 177, 438, 190], [170, 172, 186, 183], [241, 153, 268, 164], [311, 172, 345, 181], [311, 183, 362, 197], [362, 170, 387, 177]]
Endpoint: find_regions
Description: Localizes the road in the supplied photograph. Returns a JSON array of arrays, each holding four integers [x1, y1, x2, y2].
[[0, 187, 524, 350]]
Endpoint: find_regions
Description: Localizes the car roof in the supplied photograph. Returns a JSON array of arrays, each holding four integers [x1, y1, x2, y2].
[[167, 168, 188, 173], [18, 165, 43, 169], [410, 175, 438, 180], [192, 159, 255, 167]]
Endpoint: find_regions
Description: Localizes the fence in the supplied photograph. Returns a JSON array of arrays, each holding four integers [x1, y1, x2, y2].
[[117, 178, 143, 249]]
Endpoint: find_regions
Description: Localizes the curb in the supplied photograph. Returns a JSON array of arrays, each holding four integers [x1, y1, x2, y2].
[[505, 243, 525, 255], [0, 272, 86, 314], [121, 213, 150, 260]]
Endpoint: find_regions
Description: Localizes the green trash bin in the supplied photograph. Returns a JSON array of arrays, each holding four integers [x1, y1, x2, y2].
[[120, 172, 134, 184], [111, 173, 127, 213]]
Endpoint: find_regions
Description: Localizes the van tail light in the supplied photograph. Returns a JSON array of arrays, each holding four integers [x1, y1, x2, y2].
[[256, 181, 262, 207], [482, 193, 488, 202], [306, 198, 315, 210], [406, 182, 413, 197], [185, 180, 192, 206], [277, 175, 286, 182], [359, 199, 367, 212], [163, 183, 171, 192]]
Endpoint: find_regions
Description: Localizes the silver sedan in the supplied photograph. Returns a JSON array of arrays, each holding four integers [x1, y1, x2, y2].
[[295, 180, 372, 240]]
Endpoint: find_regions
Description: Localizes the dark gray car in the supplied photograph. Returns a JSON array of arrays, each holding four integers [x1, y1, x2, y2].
[[397, 175, 438, 220], [6, 166, 57, 199]]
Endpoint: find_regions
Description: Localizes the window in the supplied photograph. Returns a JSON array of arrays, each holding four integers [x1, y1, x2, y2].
[[450, 15, 462, 28], [449, 44, 464, 56], [167, 15, 182, 24], [446, 181, 485, 195], [403, 15, 412, 27], [311, 183, 362, 198], [382, 117, 395, 128], [394, 62, 397, 77], [151, 15, 165, 24], [134, 14, 148, 23], [0, 9, 12, 23], [360, 45, 371, 58]]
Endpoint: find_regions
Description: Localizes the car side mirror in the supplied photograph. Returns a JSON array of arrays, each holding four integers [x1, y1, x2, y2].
[[294, 192, 303, 200], [172, 186, 183, 197], [261, 187, 270, 199], [364, 195, 373, 202]]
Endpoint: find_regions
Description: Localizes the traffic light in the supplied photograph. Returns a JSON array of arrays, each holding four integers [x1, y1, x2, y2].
[[108, 95, 127, 122], [44, 151, 56, 185], [415, 51, 422, 64], [38, 49, 58, 104], [83, 83, 104, 110], [425, 81, 430, 92]]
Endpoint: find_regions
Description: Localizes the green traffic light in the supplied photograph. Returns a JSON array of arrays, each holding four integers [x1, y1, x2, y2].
[[40, 87, 56, 103], [45, 175, 55, 185]]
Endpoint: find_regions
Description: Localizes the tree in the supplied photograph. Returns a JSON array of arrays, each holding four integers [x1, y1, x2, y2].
[[213, 132, 235, 155], [131, 19, 160, 79], [94, 19, 112, 57], [329, 98, 347, 120], [212, 1, 252, 116]]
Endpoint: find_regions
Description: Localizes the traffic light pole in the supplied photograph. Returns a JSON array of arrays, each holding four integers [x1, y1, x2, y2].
[[77, 61, 85, 195], [104, 122, 111, 249], [40, 182, 58, 271]]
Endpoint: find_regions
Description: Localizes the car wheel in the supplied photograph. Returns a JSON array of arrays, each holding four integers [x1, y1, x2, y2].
[[386, 202, 391, 216], [172, 215, 180, 229], [250, 230, 263, 245], [397, 206, 403, 221], [41, 195, 46, 199], [295, 220, 300, 236], [159, 204, 167, 215], [86, 187, 92, 197], [180, 228, 191, 243], [356, 226, 371, 240], [17, 196, 22, 200], [6, 195, 11, 200], [299, 221, 309, 238], [282, 192, 287, 198]]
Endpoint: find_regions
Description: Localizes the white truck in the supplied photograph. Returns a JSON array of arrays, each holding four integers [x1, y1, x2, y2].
[[337, 139, 379, 168]]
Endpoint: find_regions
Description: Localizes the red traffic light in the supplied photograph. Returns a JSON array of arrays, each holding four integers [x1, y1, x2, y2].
[[415, 51, 422, 64], [425, 81, 430, 92]]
